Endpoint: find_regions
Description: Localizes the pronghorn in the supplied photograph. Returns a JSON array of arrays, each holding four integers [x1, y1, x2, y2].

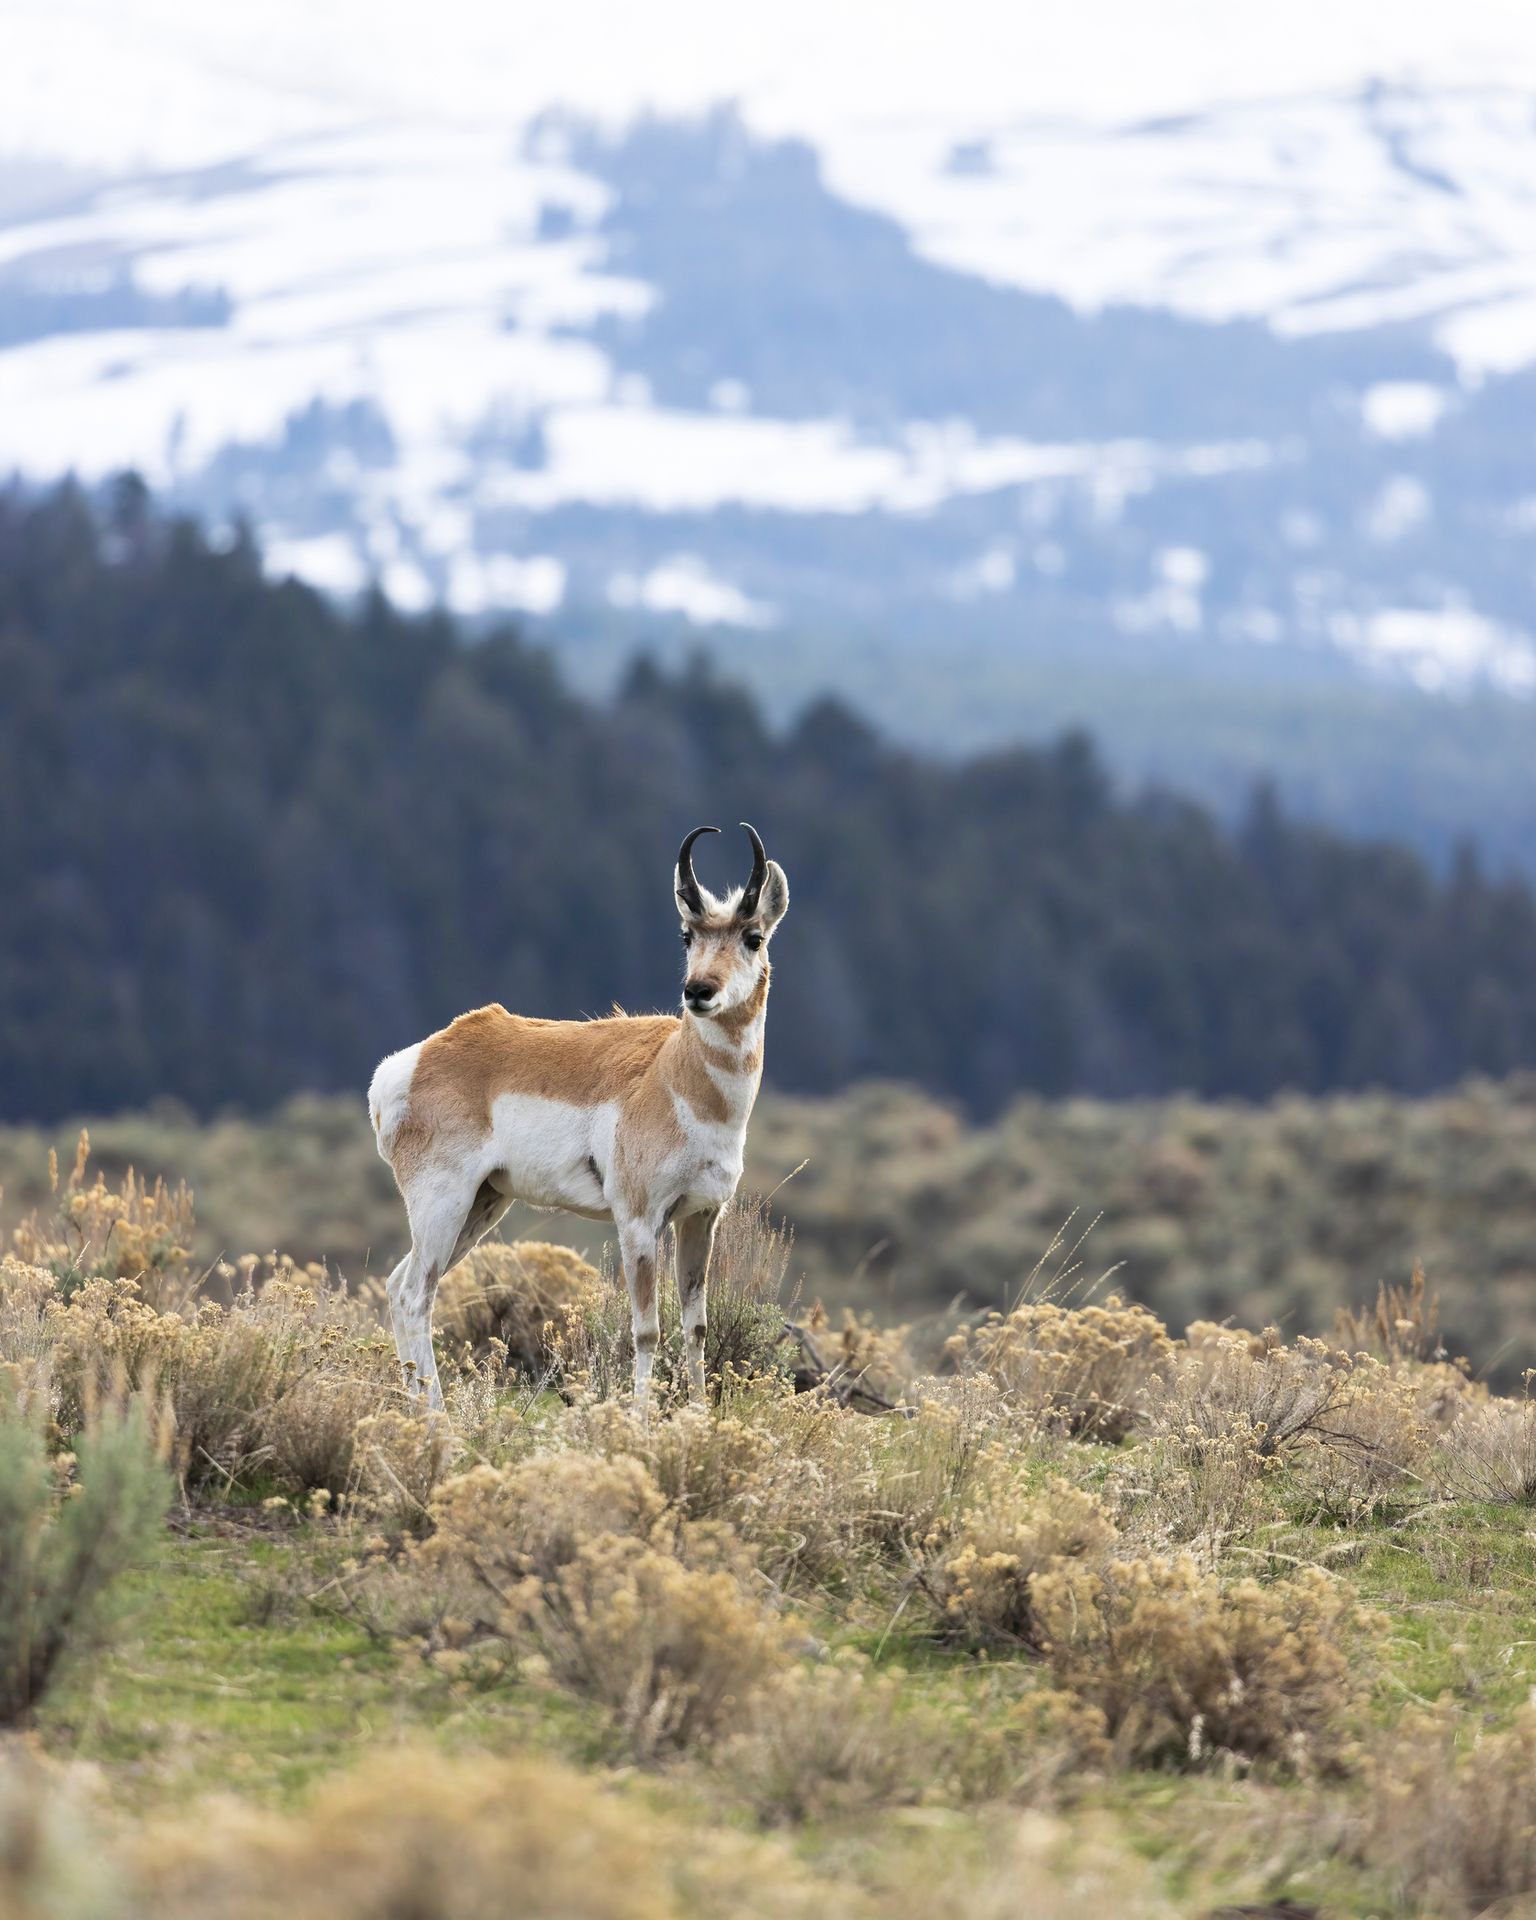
[[369, 823, 789, 1412]]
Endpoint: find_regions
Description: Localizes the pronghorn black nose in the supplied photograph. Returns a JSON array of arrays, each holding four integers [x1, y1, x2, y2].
[[684, 978, 719, 1010]]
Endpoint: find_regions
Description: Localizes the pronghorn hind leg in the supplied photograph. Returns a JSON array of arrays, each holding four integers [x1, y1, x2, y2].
[[384, 1252, 417, 1382], [617, 1219, 662, 1415], [675, 1209, 719, 1401], [389, 1172, 485, 1414]]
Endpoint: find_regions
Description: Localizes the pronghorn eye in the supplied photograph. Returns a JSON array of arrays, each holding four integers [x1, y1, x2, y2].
[[681, 928, 694, 948], [743, 930, 763, 952]]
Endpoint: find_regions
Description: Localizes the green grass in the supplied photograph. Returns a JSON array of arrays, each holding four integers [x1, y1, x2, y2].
[[1351, 1503, 1536, 1719], [33, 1496, 1536, 1917], [43, 1531, 415, 1804]]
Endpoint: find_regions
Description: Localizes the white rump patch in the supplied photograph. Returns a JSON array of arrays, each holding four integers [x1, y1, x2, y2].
[[368, 1041, 423, 1157]]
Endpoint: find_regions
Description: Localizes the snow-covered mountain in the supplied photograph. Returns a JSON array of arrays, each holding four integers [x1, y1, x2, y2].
[[4, 0, 1536, 726]]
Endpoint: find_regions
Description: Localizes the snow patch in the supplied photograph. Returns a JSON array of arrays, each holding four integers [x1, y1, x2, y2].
[[608, 556, 775, 628], [264, 531, 368, 596], [447, 553, 567, 616], [1331, 605, 1536, 694], [1362, 383, 1450, 441]]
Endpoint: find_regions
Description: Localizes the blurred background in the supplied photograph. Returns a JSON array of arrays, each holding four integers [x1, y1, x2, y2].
[[4, 0, 1536, 1363]]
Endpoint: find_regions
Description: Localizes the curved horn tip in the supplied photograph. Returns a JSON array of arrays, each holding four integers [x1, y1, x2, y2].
[[676, 824, 721, 910], [739, 821, 768, 913]]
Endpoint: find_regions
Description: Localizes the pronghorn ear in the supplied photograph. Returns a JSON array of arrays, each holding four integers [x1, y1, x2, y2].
[[753, 860, 789, 932]]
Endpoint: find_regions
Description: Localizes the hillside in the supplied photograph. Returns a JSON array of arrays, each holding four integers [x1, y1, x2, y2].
[[8, 20, 1536, 862]]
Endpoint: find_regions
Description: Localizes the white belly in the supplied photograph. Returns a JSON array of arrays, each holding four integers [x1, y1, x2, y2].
[[487, 1092, 615, 1216]]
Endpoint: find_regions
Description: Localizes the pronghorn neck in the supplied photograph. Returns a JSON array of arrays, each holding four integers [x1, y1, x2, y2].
[[676, 965, 768, 1082]]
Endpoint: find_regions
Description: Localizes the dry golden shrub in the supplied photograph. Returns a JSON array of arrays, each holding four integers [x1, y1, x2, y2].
[[420, 1451, 673, 1594], [26, 1254, 398, 1498], [1, 1741, 1209, 1920], [41, 1278, 188, 1437], [134, 1744, 831, 1920], [0, 1752, 125, 1920], [551, 1377, 1064, 1603], [558, 1384, 889, 1592], [1158, 1329, 1431, 1521], [405, 1451, 793, 1759], [1333, 1266, 1484, 1430], [949, 1296, 1174, 1441], [789, 1301, 913, 1406], [719, 1658, 952, 1825], [1165, 1328, 1351, 1455], [5, 1146, 411, 1500], [11, 1131, 197, 1306], [348, 1409, 454, 1532], [915, 1479, 1118, 1650], [1297, 1356, 1432, 1520], [1402, 1357, 1486, 1429], [1183, 1319, 1268, 1356], [435, 1240, 600, 1375], [1032, 1556, 1374, 1773], [857, 1376, 1061, 1566], [1108, 1414, 1277, 1562], [1359, 1705, 1536, 1915], [1437, 1393, 1536, 1504], [562, 1395, 781, 1521], [0, 1259, 65, 1424], [1334, 1263, 1443, 1366], [515, 1533, 793, 1760], [256, 1358, 396, 1502]]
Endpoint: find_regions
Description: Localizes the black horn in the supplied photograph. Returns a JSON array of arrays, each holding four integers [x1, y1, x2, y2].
[[676, 824, 720, 915], [739, 821, 768, 917]]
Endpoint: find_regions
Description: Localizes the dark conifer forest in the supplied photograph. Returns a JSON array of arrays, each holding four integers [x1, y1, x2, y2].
[[4, 478, 1535, 1123]]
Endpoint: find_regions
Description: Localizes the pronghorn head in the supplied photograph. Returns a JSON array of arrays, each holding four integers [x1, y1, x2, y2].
[[675, 822, 789, 1019]]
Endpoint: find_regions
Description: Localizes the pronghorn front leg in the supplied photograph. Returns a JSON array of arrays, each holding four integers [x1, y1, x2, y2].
[[675, 1209, 719, 1401], [618, 1220, 662, 1414]]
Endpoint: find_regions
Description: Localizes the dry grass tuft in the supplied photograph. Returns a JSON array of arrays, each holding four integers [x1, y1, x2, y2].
[[348, 1408, 455, 1533], [718, 1658, 952, 1825], [1436, 1391, 1536, 1504], [1334, 1262, 1443, 1367], [1108, 1414, 1277, 1562]]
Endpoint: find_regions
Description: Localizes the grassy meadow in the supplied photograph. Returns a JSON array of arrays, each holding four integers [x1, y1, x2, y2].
[[3, 1117, 1536, 1917]]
